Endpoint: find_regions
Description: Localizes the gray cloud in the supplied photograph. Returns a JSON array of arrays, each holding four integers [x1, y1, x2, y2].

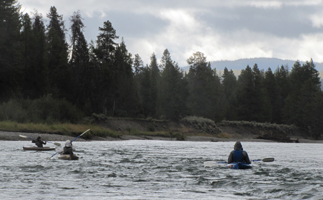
[[82, 11, 168, 42], [19, 0, 323, 67], [197, 5, 323, 38]]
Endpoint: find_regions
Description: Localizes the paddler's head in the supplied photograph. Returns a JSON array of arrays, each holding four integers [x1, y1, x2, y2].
[[234, 141, 243, 151], [65, 140, 71, 147], [37, 136, 41, 140]]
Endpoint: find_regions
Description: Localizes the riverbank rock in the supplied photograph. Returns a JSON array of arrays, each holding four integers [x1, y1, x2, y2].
[[216, 121, 305, 142]]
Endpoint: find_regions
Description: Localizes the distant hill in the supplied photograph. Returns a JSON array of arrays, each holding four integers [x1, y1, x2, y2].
[[212, 58, 323, 70], [182, 57, 323, 77]]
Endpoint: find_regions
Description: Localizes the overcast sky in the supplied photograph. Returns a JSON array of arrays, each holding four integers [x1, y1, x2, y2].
[[19, 0, 323, 67]]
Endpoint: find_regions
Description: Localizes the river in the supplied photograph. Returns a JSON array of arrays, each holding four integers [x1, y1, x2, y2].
[[0, 140, 322, 199]]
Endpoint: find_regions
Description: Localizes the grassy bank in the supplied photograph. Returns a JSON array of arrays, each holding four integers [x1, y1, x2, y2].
[[0, 121, 119, 138], [0, 118, 305, 142], [0, 120, 186, 140]]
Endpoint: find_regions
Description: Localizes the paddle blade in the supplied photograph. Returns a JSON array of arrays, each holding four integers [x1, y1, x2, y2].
[[204, 161, 217, 167], [71, 129, 90, 142], [204, 161, 227, 167], [79, 129, 90, 138], [19, 135, 34, 140], [262, 158, 275, 162]]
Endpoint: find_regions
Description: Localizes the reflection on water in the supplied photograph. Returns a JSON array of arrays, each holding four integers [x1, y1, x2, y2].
[[0, 140, 323, 199]]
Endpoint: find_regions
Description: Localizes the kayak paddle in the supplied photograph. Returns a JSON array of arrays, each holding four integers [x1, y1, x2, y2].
[[19, 134, 61, 146], [71, 129, 90, 142], [252, 158, 275, 162], [50, 129, 90, 159], [204, 157, 275, 167]]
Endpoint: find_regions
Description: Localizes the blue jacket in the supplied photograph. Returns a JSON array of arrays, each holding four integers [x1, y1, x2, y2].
[[228, 141, 251, 164]]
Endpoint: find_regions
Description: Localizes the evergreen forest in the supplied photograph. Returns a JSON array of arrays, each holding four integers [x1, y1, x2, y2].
[[1, 1, 323, 138]]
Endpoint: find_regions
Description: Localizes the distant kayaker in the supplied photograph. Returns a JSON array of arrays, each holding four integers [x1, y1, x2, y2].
[[228, 141, 251, 164], [32, 136, 46, 147], [63, 140, 73, 155]]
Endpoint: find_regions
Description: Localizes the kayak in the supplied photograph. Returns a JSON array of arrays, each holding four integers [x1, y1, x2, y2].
[[227, 162, 252, 169], [58, 154, 79, 160], [23, 146, 56, 151]]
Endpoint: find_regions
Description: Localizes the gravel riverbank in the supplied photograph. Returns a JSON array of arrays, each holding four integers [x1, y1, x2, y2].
[[0, 131, 84, 142], [1, 131, 322, 143]]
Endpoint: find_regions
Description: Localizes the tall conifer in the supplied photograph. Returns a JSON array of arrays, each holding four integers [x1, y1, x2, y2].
[[92, 20, 119, 114], [0, 0, 22, 101], [113, 40, 139, 116], [160, 49, 187, 120], [31, 13, 47, 98], [150, 53, 160, 117], [222, 67, 237, 120], [69, 11, 91, 112], [46, 6, 70, 99], [187, 51, 220, 120]]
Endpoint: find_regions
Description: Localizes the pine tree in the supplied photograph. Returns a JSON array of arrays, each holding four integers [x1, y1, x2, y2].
[[263, 68, 277, 123], [159, 49, 188, 121], [139, 66, 152, 117], [133, 54, 144, 76], [133, 54, 145, 116], [187, 51, 221, 120], [284, 60, 321, 132], [252, 64, 270, 122], [0, 0, 22, 101], [149, 53, 160, 117], [221, 67, 237, 120], [31, 12, 47, 98], [46, 6, 71, 99], [113, 40, 139, 117], [136, 53, 160, 118], [94, 20, 119, 63], [235, 64, 271, 122], [20, 13, 34, 98], [235, 65, 254, 121], [92, 20, 119, 114], [69, 11, 91, 112], [70, 11, 89, 66], [306, 92, 323, 139], [20, 13, 46, 99], [274, 65, 290, 124]]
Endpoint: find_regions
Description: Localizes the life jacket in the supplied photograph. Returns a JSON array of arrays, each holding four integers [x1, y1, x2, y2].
[[233, 150, 244, 162], [63, 146, 73, 155]]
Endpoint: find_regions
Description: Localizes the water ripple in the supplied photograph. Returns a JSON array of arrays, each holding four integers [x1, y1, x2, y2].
[[1, 141, 323, 199]]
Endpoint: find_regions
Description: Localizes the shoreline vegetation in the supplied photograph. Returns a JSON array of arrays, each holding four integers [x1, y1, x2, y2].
[[1, 117, 322, 143], [2, 2, 323, 145]]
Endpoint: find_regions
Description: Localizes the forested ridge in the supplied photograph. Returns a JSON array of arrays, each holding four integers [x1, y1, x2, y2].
[[1, 1, 323, 139]]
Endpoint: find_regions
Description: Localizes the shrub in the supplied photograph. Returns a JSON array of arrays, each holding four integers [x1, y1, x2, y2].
[[147, 124, 155, 132], [217, 132, 232, 138], [180, 116, 220, 134], [0, 95, 84, 124], [0, 99, 28, 123], [181, 116, 215, 125], [169, 130, 186, 141]]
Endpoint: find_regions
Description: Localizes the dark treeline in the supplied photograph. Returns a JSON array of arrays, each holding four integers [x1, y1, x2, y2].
[[1, 1, 323, 138]]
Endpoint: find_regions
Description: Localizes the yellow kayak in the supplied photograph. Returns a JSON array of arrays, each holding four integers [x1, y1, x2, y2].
[[57, 154, 79, 160]]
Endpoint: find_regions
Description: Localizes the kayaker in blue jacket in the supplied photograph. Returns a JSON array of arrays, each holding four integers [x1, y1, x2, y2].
[[228, 141, 251, 164], [32, 136, 46, 147], [63, 140, 73, 155]]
